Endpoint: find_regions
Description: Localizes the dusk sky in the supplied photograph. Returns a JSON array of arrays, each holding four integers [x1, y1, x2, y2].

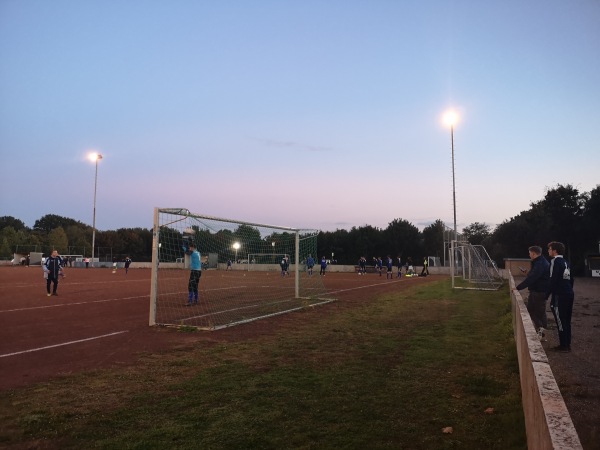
[[1, 1, 598, 233]]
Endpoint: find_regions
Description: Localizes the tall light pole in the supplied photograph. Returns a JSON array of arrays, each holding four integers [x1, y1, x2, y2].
[[233, 242, 240, 263], [90, 153, 103, 268], [443, 110, 459, 287]]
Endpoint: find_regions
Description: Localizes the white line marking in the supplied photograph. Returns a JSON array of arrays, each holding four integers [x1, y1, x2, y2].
[[0, 296, 148, 313], [326, 278, 404, 295], [0, 330, 129, 358]]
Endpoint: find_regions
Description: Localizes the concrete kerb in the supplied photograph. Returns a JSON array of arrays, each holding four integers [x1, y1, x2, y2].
[[509, 274, 583, 450]]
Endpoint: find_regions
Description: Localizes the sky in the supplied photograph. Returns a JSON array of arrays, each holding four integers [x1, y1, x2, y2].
[[1, 0, 599, 233]]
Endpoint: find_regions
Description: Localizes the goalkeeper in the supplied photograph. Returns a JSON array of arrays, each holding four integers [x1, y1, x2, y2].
[[183, 242, 202, 305]]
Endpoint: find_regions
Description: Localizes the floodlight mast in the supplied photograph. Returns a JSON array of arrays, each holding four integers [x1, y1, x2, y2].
[[443, 110, 459, 288], [90, 153, 103, 267]]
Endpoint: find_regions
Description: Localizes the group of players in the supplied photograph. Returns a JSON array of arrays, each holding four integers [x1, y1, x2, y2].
[[357, 256, 429, 278], [287, 254, 328, 276]]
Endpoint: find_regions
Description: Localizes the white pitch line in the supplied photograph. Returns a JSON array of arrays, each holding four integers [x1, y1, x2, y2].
[[0, 330, 129, 358], [0, 295, 148, 314], [325, 278, 404, 295]]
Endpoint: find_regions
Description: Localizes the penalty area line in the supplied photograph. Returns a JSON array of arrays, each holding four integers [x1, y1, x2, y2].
[[325, 278, 404, 295], [0, 330, 129, 358]]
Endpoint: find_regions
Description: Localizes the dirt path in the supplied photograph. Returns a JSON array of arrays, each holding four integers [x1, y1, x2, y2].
[[545, 277, 600, 449], [518, 276, 600, 450]]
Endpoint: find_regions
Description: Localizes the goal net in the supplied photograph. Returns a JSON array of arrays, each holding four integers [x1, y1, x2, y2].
[[451, 241, 503, 290], [149, 208, 334, 330], [247, 253, 289, 269]]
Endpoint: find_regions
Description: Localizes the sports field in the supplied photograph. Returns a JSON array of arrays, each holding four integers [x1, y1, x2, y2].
[[0, 266, 527, 448], [0, 266, 437, 390]]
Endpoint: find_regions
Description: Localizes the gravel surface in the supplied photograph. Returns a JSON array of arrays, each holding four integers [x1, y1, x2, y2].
[[522, 277, 600, 450]]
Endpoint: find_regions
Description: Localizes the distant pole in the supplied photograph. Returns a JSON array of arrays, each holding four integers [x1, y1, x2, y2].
[[450, 124, 456, 288], [443, 110, 459, 289], [451, 124, 457, 240], [91, 153, 103, 268]]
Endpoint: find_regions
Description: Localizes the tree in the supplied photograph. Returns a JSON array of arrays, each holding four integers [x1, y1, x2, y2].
[[348, 225, 384, 263], [462, 222, 491, 246], [65, 225, 90, 255], [34, 214, 83, 234], [48, 227, 69, 253], [581, 185, 600, 255], [0, 216, 27, 231], [422, 219, 446, 258], [384, 219, 421, 261]]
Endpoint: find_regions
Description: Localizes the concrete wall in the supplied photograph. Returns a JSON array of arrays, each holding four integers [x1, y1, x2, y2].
[[509, 274, 582, 450]]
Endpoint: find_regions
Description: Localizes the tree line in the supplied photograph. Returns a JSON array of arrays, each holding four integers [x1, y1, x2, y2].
[[1, 184, 598, 273], [318, 184, 599, 273]]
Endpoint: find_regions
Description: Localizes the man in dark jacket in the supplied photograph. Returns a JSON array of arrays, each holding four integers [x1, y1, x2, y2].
[[516, 246, 550, 337], [547, 241, 575, 352], [44, 250, 63, 297]]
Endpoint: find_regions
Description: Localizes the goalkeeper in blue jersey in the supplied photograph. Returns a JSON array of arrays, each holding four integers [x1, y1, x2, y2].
[[183, 242, 202, 305]]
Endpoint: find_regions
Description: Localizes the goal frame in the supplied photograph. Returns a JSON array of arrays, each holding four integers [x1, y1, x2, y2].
[[149, 207, 332, 329]]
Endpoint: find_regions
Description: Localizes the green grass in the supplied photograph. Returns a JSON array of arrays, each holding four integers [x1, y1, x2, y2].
[[0, 280, 526, 449]]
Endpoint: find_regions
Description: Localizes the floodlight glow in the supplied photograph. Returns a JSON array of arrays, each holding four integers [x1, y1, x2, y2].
[[88, 152, 103, 162], [442, 110, 459, 128], [233, 242, 241, 250]]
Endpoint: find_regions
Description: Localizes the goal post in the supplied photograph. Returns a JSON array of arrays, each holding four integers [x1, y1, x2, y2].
[[451, 240, 503, 291], [149, 208, 334, 330]]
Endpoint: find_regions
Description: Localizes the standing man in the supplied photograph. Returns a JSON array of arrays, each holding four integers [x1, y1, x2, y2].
[[420, 257, 429, 276], [306, 254, 315, 276], [183, 242, 202, 305], [320, 256, 327, 276], [124, 256, 132, 275], [396, 256, 402, 278], [546, 241, 575, 352], [358, 256, 367, 275], [515, 246, 550, 339], [280, 256, 289, 277], [386, 256, 394, 279], [44, 250, 63, 297]]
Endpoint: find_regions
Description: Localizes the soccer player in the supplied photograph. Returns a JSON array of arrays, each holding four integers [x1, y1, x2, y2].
[[44, 249, 63, 297], [280, 256, 289, 276], [376, 257, 383, 276], [420, 257, 429, 276], [386, 255, 394, 279], [124, 256, 132, 274], [396, 255, 402, 278], [320, 256, 327, 276], [359, 256, 367, 275], [306, 254, 315, 275], [183, 242, 202, 305]]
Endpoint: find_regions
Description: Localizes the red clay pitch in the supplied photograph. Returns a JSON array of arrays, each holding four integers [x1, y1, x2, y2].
[[0, 266, 442, 391]]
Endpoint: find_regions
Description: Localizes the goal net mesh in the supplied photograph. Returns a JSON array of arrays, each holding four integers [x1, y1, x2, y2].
[[452, 241, 503, 290], [150, 208, 333, 330]]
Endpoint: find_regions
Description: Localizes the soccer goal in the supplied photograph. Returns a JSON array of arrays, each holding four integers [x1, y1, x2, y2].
[[451, 241, 503, 290], [149, 208, 334, 330]]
